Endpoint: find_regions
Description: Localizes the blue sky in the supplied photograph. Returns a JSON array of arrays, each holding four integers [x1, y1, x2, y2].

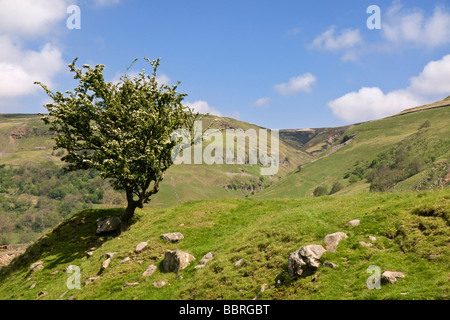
[[1, 0, 450, 129]]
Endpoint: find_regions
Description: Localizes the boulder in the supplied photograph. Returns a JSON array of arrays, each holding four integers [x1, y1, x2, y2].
[[194, 252, 214, 270], [135, 242, 148, 253], [161, 232, 184, 243], [163, 250, 195, 273], [323, 232, 347, 252], [30, 261, 44, 273], [287, 244, 326, 278], [381, 271, 405, 284], [96, 216, 121, 235], [142, 264, 157, 277], [347, 219, 360, 227]]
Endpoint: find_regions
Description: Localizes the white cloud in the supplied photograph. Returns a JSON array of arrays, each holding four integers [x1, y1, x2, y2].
[[0, 36, 65, 98], [253, 97, 270, 108], [409, 54, 450, 95], [383, 2, 450, 48], [274, 73, 316, 96], [94, 0, 121, 6], [184, 100, 222, 116], [0, 0, 69, 37], [328, 54, 450, 122], [310, 26, 362, 51], [328, 88, 425, 123]]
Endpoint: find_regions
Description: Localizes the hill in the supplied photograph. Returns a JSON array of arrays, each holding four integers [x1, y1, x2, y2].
[[0, 189, 448, 300]]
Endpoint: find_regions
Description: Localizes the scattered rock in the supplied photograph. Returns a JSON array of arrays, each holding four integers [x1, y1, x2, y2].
[[85, 276, 100, 285], [153, 281, 166, 288], [177, 275, 183, 280], [359, 241, 373, 248], [86, 251, 94, 259], [100, 258, 111, 272], [67, 296, 74, 300], [194, 252, 214, 270], [120, 257, 131, 264], [287, 244, 326, 278], [311, 272, 320, 282], [161, 232, 184, 243], [29, 283, 36, 289], [428, 254, 440, 260], [368, 235, 377, 242], [163, 250, 195, 273], [323, 232, 347, 252], [178, 223, 185, 227], [0, 254, 12, 266], [96, 216, 122, 235], [101, 252, 118, 259], [260, 283, 267, 293], [50, 270, 59, 275], [37, 291, 47, 299], [122, 282, 139, 290], [235, 258, 244, 267], [135, 242, 148, 253], [142, 264, 157, 277], [30, 261, 44, 273], [381, 271, 405, 284], [347, 219, 360, 227], [57, 291, 68, 300], [323, 261, 338, 269]]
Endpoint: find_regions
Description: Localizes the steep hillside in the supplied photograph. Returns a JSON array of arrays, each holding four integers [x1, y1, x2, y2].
[[0, 190, 448, 300], [254, 100, 450, 199]]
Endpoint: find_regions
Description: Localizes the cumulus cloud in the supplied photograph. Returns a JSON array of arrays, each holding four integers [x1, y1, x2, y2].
[[383, 2, 450, 48], [184, 100, 222, 116], [328, 54, 450, 122], [253, 97, 270, 108], [0, 36, 65, 98], [274, 73, 316, 96], [0, 0, 69, 37]]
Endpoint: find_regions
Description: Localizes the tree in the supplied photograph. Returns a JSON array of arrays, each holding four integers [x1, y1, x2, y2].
[[313, 185, 328, 197], [35, 58, 200, 228]]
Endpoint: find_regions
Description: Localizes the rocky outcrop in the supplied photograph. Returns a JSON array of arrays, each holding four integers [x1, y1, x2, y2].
[[287, 244, 326, 278], [323, 232, 347, 252], [163, 250, 195, 273]]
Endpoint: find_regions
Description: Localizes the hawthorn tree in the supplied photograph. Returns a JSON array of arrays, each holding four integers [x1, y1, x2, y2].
[[36, 58, 200, 228]]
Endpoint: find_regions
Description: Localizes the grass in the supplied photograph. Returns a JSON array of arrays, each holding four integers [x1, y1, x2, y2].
[[1, 189, 448, 300]]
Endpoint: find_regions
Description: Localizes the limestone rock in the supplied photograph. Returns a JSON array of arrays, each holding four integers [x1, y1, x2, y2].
[[30, 261, 44, 273], [323, 261, 338, 269], [153, 281, 166, 288], [163, 250, 195, 273], [347, 219, 360, 227], [135, 242, 148, 254], [194, 252, 214, 270], [142, 264, 157, 277], [359, 241, 372, 248], [100, 258, 111, 272], [122, 282, 139, 290], [96, 216, 121, 235], [120, 257, 131, 264], [323, 232, 347, 252], [235, 258, 244, 267], [368, 235, 377, 242], [161, 232, 184, 243], [381, 271, 405, 284], [85, 276, 100, 285], [287, 244, 326, 278]]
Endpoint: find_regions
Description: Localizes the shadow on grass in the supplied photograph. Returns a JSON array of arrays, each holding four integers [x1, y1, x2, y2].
[[0, 208, 127, 280]]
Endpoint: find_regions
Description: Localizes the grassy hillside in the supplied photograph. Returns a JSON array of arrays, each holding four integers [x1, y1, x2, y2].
[[254, 102, 450, 199], [0, 189, 448, 300]]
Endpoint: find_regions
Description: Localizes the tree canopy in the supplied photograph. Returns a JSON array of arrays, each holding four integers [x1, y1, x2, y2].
[[35, 58, 200, 226]]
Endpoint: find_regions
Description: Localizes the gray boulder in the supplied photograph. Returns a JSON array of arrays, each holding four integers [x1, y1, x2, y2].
[[135, 242, 148, 253], [96, 216, 122, 234], [287, 244, 326, 278], [161, 232, 184, 243], [323, 232, 347, 252], [347, 219, 360, 227], [163, 250, 195, 273], [142, 264, 157, 277]]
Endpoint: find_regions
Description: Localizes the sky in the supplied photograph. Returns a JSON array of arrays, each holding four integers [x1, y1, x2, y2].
[[1, 0, 450, 129]]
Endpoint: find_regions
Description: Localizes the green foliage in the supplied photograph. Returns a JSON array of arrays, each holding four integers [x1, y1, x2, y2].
[[313, 185, 328, 197], [329, 181, 343, 195], [36, 58, 201, 221]]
